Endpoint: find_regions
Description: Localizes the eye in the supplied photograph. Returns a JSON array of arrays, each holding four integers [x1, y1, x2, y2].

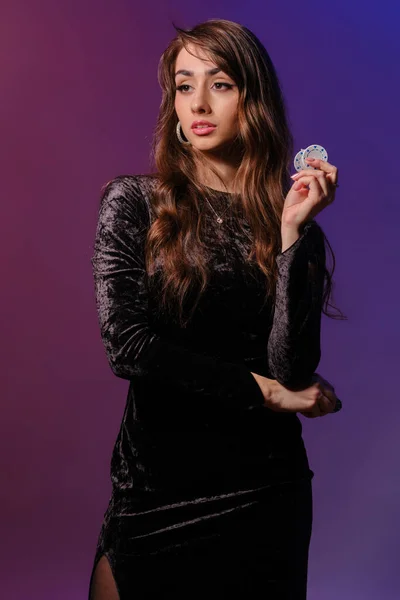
[[176, 84, 191, 93], [213, 82, 234, 90], [176, 82, 234, 93]]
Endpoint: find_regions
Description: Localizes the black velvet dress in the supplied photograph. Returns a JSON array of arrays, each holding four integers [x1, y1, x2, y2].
[[88, 174, 326, 599]]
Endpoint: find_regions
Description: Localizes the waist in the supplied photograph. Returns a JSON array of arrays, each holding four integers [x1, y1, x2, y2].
[[111, 416, 312, 503], [109, 382, 311, 504]]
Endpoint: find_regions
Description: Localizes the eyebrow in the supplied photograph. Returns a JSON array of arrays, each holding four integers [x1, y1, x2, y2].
[[175, 68, 222, 78]]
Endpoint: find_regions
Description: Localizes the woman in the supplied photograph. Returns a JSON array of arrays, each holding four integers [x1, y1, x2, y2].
[[88, 18, 342, 599]]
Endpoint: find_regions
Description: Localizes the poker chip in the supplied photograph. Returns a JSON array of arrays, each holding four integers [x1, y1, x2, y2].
[[294, 149, 307, 172], [303, 145, 328, 168], [294, 144, 329, 172]]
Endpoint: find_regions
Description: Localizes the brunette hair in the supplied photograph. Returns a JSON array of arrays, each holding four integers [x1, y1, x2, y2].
[[143, 18, 345, 326]]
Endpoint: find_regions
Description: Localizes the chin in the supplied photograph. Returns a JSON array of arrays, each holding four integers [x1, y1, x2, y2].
[[192, 137, 230, 150], [204, 143, 235, 156]]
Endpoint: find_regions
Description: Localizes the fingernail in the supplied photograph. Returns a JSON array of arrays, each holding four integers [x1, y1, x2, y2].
[[291, 173, 300, 179], [306, 158, 315, 162]]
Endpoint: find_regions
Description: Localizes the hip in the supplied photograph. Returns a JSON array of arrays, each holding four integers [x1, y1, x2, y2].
[[92, 477, 313, 599]]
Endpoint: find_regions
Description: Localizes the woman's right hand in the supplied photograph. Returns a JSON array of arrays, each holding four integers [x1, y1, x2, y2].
[[251, 372, 336, 417]]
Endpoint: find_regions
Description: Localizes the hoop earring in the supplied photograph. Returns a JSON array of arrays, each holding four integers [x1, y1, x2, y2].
[[176, 121, 191, 145]]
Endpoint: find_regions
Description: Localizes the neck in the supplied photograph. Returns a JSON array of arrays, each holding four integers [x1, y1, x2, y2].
[[195, 140, 242, 193]]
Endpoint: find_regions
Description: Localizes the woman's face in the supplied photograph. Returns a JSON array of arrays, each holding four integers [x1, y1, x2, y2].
[[174, 44, 240, 156]]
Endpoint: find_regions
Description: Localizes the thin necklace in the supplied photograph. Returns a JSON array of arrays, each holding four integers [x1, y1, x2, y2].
[[204, 191, 232, 224]]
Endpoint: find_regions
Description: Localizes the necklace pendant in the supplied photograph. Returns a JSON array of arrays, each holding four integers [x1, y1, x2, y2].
[[216, 216, 223, 224]]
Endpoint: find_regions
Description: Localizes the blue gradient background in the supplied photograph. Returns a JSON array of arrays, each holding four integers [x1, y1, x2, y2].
[[2, 1, 399, 597]]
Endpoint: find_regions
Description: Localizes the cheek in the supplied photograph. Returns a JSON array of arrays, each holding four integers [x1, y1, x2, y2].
[[222, 107, 239, 130], [219, 97, 238, 122], [174, 95, 183, 114]]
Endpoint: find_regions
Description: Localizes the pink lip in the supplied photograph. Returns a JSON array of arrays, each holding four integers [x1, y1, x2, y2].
[[192, 126, 217, 136], [191, 121, 216, 128]]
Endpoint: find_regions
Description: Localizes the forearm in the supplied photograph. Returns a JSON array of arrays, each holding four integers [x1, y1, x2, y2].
[[267, 220, 326, 388], [280, 226, 301, 253], [250, 371, 283, 408], [250, 371, 276, 405]]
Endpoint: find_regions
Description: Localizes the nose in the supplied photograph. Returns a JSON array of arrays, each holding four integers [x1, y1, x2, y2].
[[191, 83, 211, 114]]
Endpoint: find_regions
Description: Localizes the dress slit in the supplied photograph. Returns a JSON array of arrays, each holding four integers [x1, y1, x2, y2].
[[89, 553, 120, 600]]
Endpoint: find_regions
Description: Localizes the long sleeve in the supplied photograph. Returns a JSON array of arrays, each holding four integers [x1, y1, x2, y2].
[[91, 176, 265, 412], [267, 219, 326, 390]]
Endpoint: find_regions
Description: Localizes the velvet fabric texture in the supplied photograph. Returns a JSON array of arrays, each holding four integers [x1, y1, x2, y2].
[[88, 174, 326, 598]]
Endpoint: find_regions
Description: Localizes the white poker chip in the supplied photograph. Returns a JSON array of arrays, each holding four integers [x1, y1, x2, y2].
[[302, 144, 328, 169], [294, 149, 307, 172]]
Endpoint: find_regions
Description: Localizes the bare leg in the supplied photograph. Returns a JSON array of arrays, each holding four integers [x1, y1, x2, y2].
[[89, 555, 120, 600]]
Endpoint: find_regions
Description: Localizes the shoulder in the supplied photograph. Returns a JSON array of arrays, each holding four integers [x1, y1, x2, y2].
[[100, 173, 159, 203], [98, 173, 159, 221]]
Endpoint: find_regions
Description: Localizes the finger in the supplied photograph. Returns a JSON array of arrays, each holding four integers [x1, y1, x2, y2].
[[321, 387, 337, 412], [292, 166, 338, 192], [293, 175, 328, 198], [292, 171, 331, 196], [321, 379, 335, 393], [312, 373, 336, 394], [308, 396, 323, 418], [304, 158, 339, 184], [318, 393, 334, 415], [315, 380, 336, 407], [311, 372, 332, 391], [291, 168, 328, 180]]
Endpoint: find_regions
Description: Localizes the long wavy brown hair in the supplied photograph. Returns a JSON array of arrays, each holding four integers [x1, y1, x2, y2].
[[143, 18, 345, 327]]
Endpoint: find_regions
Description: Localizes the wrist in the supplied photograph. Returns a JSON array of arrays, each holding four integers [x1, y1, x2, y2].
[[281, 209, 303, 231], [251, 372, 278, 407], [280, 227, 301, 253]]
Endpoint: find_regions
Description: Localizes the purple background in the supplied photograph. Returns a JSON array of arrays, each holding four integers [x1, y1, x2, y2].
[[2, 1, 399, 597]]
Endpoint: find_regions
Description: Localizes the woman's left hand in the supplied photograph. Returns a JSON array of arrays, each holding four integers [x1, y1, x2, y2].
[[299, 372, 338, 419], [282, 158, 339, 229]]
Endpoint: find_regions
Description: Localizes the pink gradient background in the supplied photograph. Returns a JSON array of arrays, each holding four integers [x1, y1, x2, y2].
[[2, 1, 399, 597]]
